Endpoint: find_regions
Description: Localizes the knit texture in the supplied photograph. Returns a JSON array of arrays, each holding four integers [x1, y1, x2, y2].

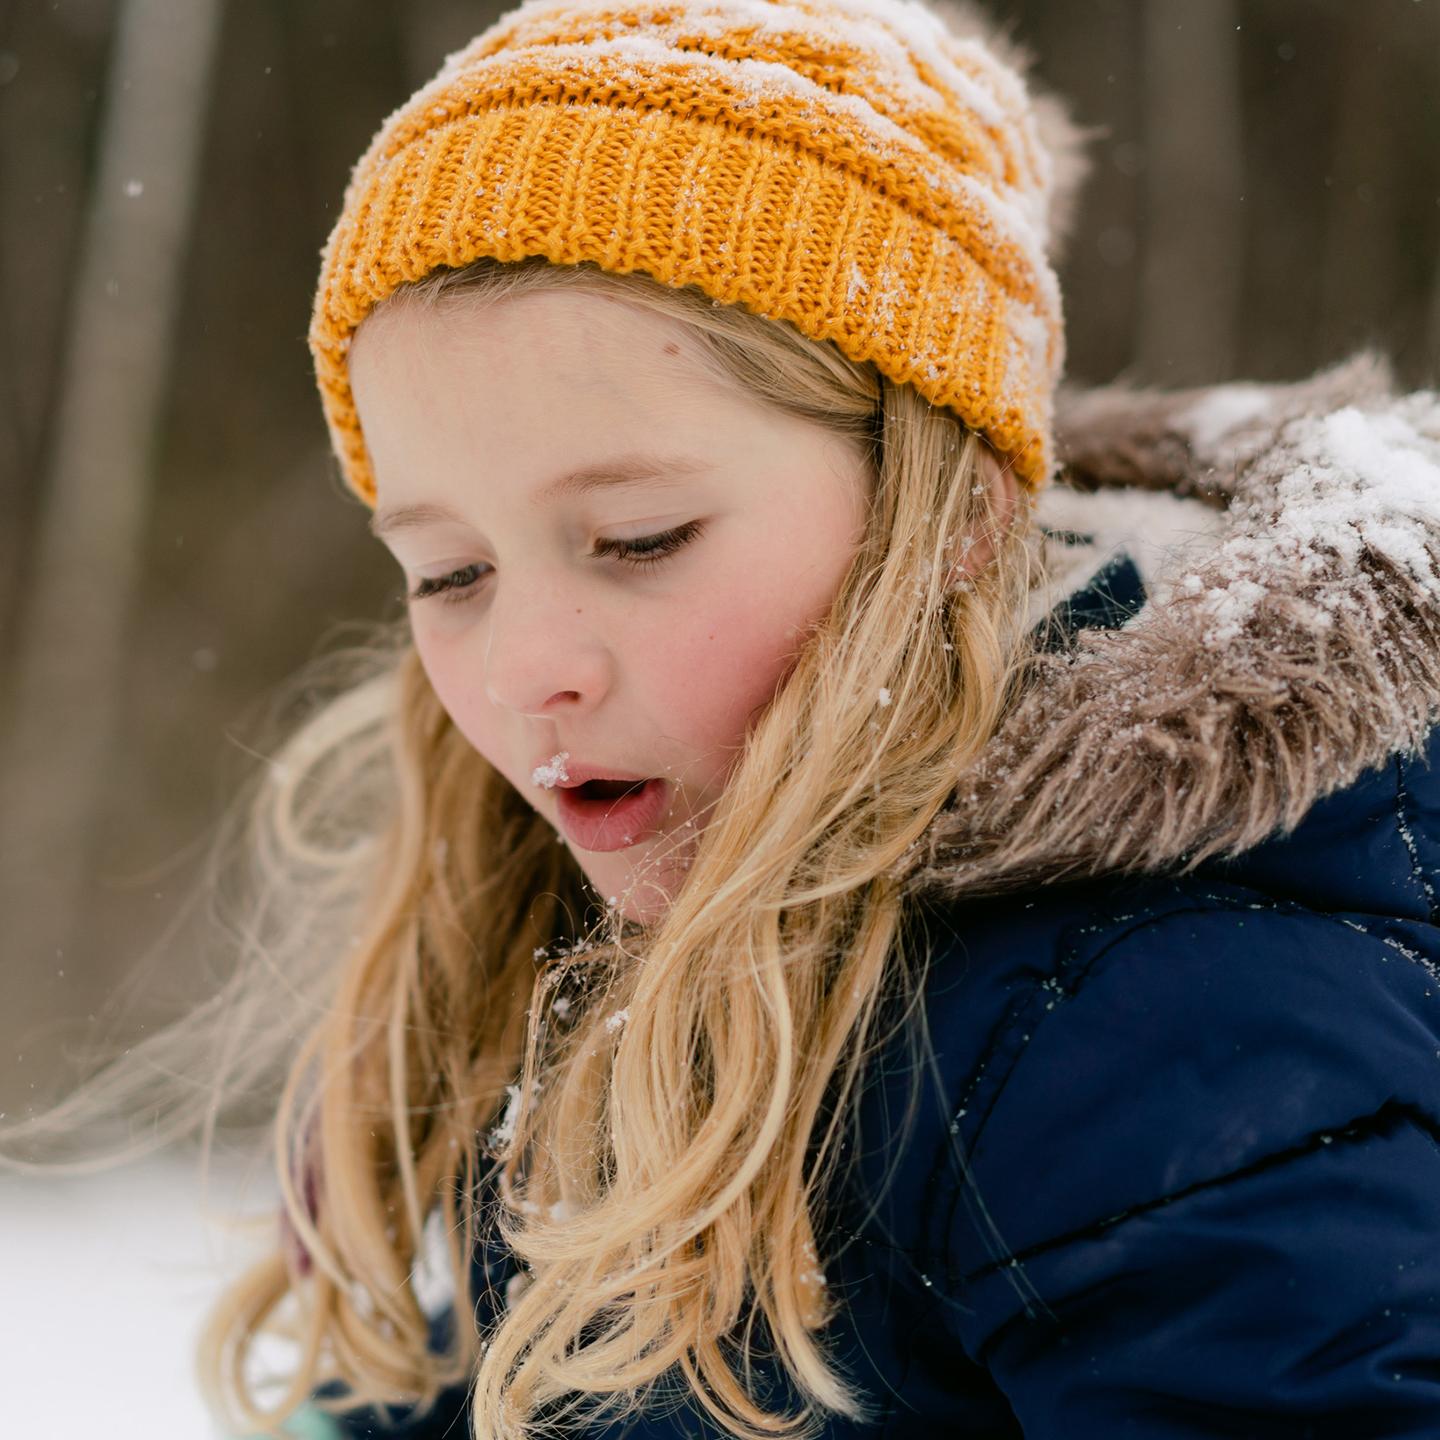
[[309, 0, 1068, 505]]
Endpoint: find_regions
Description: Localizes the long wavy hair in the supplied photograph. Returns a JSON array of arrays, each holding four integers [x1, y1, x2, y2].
[[0, 254, 1052, 1439]]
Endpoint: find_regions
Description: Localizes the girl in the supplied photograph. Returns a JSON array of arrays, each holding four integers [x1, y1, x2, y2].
[[8, 0, 1440, 1436]]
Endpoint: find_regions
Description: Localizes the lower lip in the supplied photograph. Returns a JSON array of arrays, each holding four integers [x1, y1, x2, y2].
[[554, 779, 671, 852]]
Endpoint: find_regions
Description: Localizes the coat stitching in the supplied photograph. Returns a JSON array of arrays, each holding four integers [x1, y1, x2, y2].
[[930, 893, 1251, 1299], [869, 894, 1144, 1277], [1128, 882, 1440, 988], [932, 884, 1439, 1301], [949, 1099, 1438, 1290], [938, 891, 1223, 1184], [1330, 914, 1440, 987], [1395, 754, 1439, 925], [954, 884, 1439, 1164], [959, 886, 1276, 1159]]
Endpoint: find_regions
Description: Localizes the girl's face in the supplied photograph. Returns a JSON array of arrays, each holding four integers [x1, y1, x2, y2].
[[349, 289, 874, 925]]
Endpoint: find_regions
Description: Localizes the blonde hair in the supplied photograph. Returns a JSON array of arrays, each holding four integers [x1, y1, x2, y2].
[[0, 255, 1050, 1439]]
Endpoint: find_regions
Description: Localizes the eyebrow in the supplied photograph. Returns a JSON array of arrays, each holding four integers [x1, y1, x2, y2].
[[368, 451, 709, 539]]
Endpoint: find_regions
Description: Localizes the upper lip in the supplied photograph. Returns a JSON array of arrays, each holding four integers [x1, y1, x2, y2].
[[535, 758, 658, 790]]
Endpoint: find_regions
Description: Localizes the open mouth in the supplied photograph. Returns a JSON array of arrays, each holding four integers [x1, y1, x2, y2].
[[554, 777, 670, 851], [573, 778, 651, 801]]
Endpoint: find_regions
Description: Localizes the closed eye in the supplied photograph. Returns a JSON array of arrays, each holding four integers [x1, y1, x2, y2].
[[406, 519, 706, 606]]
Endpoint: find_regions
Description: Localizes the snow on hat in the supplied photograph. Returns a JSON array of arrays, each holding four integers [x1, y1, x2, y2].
[[309, 0, 1089, 505]]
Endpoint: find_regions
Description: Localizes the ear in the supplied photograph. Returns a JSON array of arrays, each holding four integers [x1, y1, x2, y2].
[[915, 0, 1099, 267], [946, 453, 1020, 586]]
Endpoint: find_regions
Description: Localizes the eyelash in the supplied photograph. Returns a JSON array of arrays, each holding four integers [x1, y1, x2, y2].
[[406, 520, 706, 606]]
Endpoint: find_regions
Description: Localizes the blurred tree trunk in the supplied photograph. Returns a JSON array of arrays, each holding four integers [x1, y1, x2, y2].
[[1430, 249, 1440, 379], [1026, 0, 1144, 386], [1135, 0, 1244, 384], [0, 0, 223, 1038], [0, 5, 111, 669], [1429, 4, 1440, 381], [1319, 5, 1402, 366]]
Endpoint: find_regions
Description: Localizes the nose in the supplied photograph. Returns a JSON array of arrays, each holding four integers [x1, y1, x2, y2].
[[481, 572, 611, 716]]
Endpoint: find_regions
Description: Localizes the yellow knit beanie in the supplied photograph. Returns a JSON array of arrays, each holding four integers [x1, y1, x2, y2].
[[309, 0, 1085, 505]]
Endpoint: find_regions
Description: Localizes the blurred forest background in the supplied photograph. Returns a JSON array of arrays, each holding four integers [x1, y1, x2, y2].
[[1, 0, 1438, 1115]]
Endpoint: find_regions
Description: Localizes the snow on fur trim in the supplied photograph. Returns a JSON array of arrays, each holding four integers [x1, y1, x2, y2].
[[906, 351, 1440, 897]]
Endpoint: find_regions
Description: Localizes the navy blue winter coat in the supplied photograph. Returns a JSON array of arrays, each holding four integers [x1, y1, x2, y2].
[[329, 354, 1440, 1437]]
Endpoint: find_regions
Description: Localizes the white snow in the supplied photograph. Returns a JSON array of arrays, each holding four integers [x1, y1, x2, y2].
[[0, 1145, 285, 1438], [488, 1081, 525, 1150], [466, 0, 1016, 131], [1304, 405, 1440, 580], [531, 750, 571, 788], [1038, 394, 1440, 652], [1176, 382, 1273, 453], [410, 1206, 458, 1320], [1028, 480, 1225, 632], [1178, 400, 1440, 647]]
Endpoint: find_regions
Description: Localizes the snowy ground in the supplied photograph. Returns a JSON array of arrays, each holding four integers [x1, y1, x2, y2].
[[1, 1144, 284, 1438]]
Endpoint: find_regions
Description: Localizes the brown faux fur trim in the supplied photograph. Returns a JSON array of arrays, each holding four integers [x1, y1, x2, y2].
[[905, 351, 1440, 900]]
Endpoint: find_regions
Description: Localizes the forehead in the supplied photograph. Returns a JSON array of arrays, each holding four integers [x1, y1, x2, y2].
[[348, 286, 795, 516], [351, 285, 722, 390], [348, 288, 756, 496]]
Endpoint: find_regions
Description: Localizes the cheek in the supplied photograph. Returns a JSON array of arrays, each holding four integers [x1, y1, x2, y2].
[[412, 628, 508, 766], [649, 557, 842, 758]]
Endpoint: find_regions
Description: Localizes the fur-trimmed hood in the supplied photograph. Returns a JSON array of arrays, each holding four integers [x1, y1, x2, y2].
[[904, 351, 1440, 901]]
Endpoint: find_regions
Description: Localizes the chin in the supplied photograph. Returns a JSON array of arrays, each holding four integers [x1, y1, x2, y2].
[[608, 861, 686, 930]]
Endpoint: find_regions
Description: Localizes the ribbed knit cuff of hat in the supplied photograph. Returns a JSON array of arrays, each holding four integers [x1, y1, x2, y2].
[[310, 0, 1068, 507]]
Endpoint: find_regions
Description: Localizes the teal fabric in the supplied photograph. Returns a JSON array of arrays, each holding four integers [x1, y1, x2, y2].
[[236, 1407, 346, 1440]]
